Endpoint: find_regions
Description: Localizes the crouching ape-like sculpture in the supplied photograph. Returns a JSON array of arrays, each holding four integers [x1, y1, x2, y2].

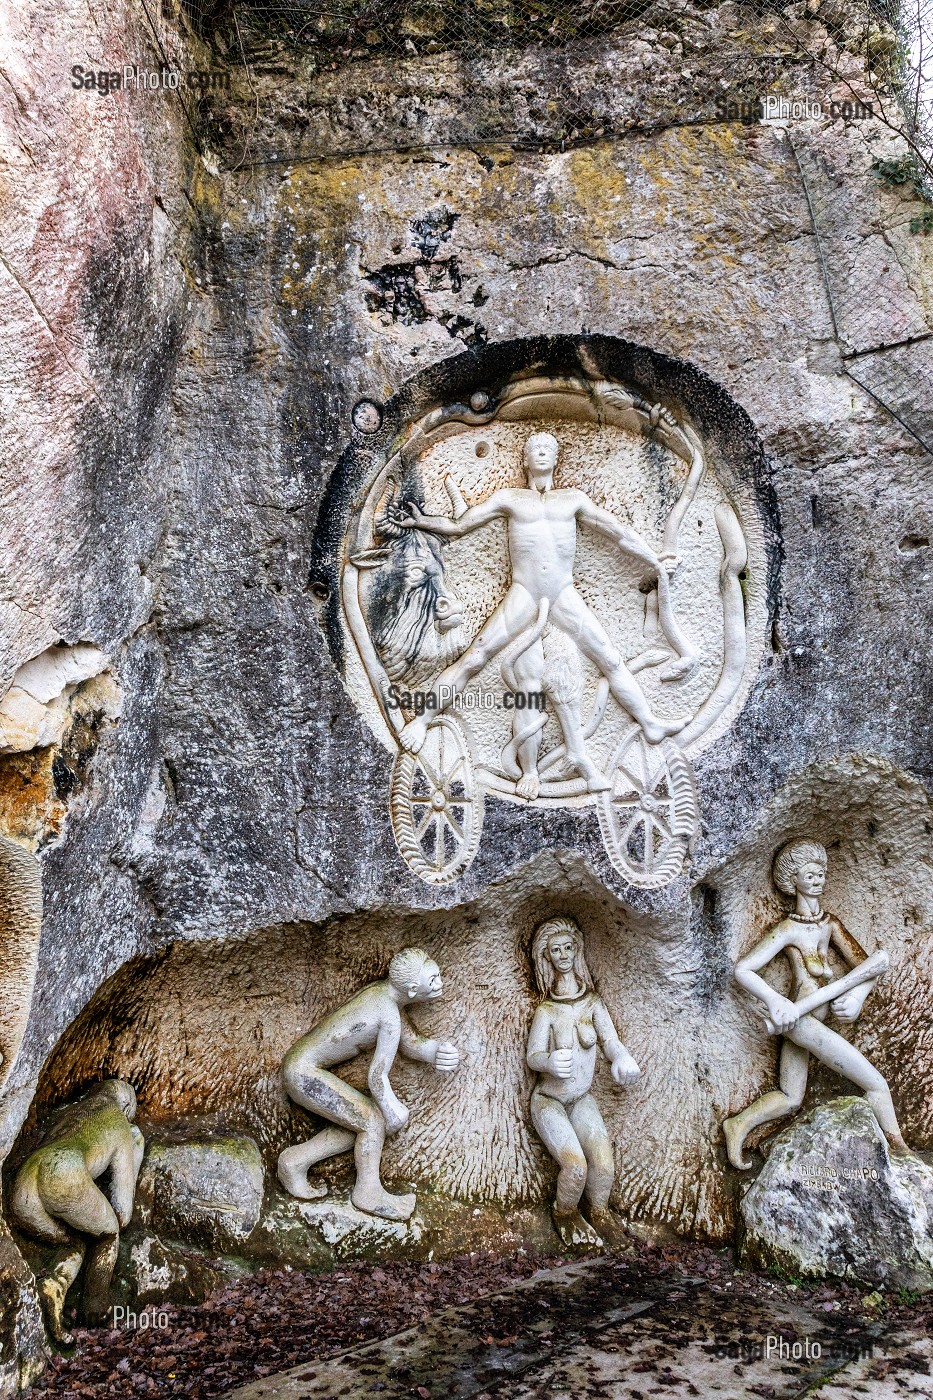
[[527, 917, 640, 1249], [10, 1079, 144, 1342], [277, 948, 459, 1221], [724, 839, 907, 1169]]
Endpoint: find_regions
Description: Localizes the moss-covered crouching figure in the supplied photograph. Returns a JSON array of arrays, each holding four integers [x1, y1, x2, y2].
[[10, 1079, 144, 1342]]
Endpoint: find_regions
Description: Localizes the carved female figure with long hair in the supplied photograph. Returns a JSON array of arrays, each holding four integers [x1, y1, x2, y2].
[[526, 916, 640, 1248]]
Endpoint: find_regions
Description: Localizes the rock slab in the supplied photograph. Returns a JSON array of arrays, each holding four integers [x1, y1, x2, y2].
[[136, 1136, 265, 1253], [740, 1096, 933, 1291]]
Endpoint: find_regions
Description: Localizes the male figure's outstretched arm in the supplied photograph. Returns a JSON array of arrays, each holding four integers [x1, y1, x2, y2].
[[575, 495, 661, 576], [399, 493, 509, 538], [399, 1015, 459, 1071]]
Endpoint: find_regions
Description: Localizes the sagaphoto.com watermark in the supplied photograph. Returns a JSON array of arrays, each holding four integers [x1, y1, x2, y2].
[[386, 685, 547, 716], [714, 94, 874, 123], [712, 1334, 875, 1364], [71, 64, 229, 95]]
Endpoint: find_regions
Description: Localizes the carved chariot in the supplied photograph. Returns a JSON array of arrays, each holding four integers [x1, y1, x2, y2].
[[339, 369, 761, 889]]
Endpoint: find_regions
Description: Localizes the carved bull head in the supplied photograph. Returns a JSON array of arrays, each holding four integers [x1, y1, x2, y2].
[[351, 499, 464, 684]]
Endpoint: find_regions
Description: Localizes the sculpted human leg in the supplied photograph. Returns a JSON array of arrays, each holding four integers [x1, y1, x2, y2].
[[788, 1014, 907, 1149], [10, 1156, 84, 1344], [277, 1127, 356, 1198], [550, 588, 687, 743], [569, 1093, 615, 1212], [723, 1039, 810, 1170], [280, 1063, 415, 1221], [399, 586, 538, 752], [510, 637, 546, 800], [36, 1155, 121, 1327], [531, 1089, 602, 1247]]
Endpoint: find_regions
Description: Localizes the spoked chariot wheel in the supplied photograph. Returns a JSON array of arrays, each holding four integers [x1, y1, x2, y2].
[[390, 716, 484, 884], [597, 728, 698, 888]]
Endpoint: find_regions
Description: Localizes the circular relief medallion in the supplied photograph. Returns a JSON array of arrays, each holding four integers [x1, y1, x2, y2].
[[337, 369, 767, 887]]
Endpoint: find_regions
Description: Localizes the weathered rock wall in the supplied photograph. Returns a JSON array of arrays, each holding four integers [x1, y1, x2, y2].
[[1, 0, 932, 1373]]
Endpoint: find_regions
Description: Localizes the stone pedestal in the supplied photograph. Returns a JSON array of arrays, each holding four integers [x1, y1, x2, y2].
[[740, 1097, 933, 1292]]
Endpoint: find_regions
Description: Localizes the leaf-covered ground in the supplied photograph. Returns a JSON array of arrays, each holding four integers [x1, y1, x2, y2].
[[30, 1243, 933, 1399]]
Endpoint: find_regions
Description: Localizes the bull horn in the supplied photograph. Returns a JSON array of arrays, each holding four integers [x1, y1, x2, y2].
[[349, 546, 392, 569], [445, 475, 468, 520]]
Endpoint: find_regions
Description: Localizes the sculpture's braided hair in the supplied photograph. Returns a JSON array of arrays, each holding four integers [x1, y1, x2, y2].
[[772, 839, 827, 896], [531, 916, 594, 997]]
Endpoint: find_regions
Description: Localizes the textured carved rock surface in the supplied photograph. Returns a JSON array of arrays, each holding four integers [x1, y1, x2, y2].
[[0, 1222, 46, 1394], [136, 1136, 266, 1253], [1, 0, 932, 1371], [740, 1097, 933, 1290]]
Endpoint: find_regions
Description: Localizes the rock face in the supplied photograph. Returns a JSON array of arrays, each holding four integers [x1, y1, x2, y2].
[[136, 1136, 266, 1253], [740, 1097, 933, 1291], [0, 0, 932, 1385]]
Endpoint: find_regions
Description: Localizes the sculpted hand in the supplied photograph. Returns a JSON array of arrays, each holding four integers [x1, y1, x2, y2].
[[610, 1048, 641, 1086], [830, 991, 863, 1023], [434, 1041, 459, 1073], [549, 1048, 574, 1080], [383, 1098, 410, 1135], [399, 501, 429, 528], [765, 995, 800, 1034]]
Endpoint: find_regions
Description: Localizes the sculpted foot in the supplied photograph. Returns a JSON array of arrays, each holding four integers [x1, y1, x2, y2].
[[886, 1132, 911, 1157], [38, 1277, 73, 1347], [516, 772, 540, 800], [552, 1206, 604, 1250], [399, 716, 428, 753], [579, 762, 611, 793], [641, 713, 689, 744], [352, 1185, 417, 1221], [587, 1207, 633, 1251], [723, 1116, 753, 1171], [277, 1147, 329, 1200]]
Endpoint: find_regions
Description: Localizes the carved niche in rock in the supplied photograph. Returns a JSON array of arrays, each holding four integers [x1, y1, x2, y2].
[[336, 367, 767, 888]]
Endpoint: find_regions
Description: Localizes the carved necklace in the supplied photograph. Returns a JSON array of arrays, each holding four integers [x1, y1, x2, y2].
[[549, 987, 591, 1004], [789, 909, 827, 924]]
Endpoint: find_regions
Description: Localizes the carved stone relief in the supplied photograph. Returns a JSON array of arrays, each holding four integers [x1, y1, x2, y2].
[[338, 369, 767, 888], [724, 839, 909, 1170], [277, 948, 459, 1221], [0, 836, 42, 1098], [526, 916, 639, 1249], [9, 1080, 144, 1343]]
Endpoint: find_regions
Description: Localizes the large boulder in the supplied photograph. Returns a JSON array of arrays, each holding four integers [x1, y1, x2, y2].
[[136, 1135, 265, 1254], [740, 1097, 933, 1292]]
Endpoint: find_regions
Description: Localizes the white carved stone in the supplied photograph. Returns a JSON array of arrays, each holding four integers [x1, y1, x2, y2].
[[724, 839, 909, 1171], [339, 371, 766, 888], [277, 948, 459, 1221], [526, 916, 640, 1248]]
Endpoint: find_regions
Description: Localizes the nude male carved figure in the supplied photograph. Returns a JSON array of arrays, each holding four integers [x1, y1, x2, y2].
[[398, 432, 688, 768], [11, 1079, 145, 1342], [723, 839, 908, 1170], [277, 948, 459, 1221], [526, 916, 640, 1249]]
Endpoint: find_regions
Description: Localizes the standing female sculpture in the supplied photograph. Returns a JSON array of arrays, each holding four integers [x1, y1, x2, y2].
[[526, 916, 640, 1248]]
